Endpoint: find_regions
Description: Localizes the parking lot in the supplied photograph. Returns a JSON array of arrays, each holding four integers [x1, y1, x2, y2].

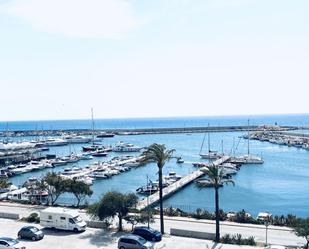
[[0, 218, 262, 249]]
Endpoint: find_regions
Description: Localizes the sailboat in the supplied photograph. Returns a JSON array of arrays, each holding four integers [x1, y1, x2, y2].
[[231, 120, 264, 164], [82, 108, 102, 152], [199, 124, 223, 159]]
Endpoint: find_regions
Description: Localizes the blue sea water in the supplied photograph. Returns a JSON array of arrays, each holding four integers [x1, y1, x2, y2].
[[1, 113, 309, 131], [3, 114, 309, 217]]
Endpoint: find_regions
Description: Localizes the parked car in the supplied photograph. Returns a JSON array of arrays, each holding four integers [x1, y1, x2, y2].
[[0, 237, 25, 249], [132, 226, 162, 242], [118, 234, 154, 249], [18, 226, 44, 241]]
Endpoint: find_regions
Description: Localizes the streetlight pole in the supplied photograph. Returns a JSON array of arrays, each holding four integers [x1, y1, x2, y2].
[[147, 174, 150, 228], [265, 219, 270, 246]]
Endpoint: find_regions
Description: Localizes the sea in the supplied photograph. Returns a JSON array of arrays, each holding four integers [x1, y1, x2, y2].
[[1, 114, 309, 217]]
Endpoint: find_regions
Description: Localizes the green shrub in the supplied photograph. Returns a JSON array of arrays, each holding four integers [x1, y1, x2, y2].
[[23, 213, 40, 223], [220, 234, 256, 246], [192, 208, 214, 220]]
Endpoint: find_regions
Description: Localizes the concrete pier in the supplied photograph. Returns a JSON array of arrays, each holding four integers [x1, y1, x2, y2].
[[136, 156, 230, 210]]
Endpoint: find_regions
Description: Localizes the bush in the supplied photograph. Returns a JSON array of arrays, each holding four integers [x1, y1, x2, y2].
[[22, 213, 40, 223], [163, 207, 186, 217], [191, 208, 214, 220], [220, 234, 256, 246]]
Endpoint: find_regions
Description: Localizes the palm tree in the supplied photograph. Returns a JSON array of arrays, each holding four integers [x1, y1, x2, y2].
[[141, 143, 174, 234], [199, 165, 234, 242]]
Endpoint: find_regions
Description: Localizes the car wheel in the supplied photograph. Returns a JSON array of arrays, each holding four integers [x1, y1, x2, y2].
[[73, 228, 79, 233], [32, 236, 36, 241], [119, 247, 125, 249]]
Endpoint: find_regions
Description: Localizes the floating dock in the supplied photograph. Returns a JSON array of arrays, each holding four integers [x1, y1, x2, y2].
[[136, 156, 230, 210]]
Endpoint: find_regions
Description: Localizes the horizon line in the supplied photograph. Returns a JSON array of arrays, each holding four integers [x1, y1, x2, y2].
[[1, 112, 309, 123]]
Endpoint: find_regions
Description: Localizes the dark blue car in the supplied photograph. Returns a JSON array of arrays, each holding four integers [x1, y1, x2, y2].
[[18, 226, 44, 241], [132, 227, 162, 242]]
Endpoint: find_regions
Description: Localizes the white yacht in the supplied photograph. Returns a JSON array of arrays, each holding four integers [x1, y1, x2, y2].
[[164, 172, 181, 183], [0, 141, 35, 151], [75, 176, 94, 185], [44, 138, 68, 146], [63, 135, 91, 144], [88, 171, 107, 179], [113, 142, 142, 152]]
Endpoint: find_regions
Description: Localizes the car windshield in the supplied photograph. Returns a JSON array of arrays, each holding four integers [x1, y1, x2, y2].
[[30, 227, 39, 233], [5, 238, 18, 245], [147, 227, 156, 233], [137, 237, 147, 244], [73, 216, 82, 223]]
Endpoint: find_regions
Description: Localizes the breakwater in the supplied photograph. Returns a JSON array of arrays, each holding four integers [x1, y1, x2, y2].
[[0, 125, 298, 137]]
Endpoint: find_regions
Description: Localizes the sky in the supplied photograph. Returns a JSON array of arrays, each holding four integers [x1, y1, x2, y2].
[[0, 0, 308, 121]]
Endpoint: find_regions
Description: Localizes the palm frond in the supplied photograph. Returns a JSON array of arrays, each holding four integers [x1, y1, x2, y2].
[[141, 143, 174, 168]]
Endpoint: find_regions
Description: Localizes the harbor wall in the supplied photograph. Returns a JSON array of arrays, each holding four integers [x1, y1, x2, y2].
[[0, 125, 297, 137]]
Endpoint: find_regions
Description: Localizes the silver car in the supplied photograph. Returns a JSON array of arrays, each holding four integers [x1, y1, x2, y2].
[[0, 237, 25, 249], [118, 234, 154, 249]]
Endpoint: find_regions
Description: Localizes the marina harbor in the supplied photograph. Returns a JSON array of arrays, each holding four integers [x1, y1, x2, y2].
[[0, 120, 309, 217]]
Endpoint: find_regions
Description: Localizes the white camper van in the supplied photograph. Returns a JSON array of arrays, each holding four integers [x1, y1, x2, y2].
[[40, 207, 86, 232]]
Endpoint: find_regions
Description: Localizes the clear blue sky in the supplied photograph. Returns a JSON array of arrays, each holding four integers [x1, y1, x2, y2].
[[0, 0, 308, 121]]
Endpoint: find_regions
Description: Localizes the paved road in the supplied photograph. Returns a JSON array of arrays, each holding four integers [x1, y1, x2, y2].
[[0, 202, 305, 247]]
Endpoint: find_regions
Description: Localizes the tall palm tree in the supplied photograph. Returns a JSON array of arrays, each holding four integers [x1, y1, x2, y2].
[[199, 165, 234, 242], [141, 143, 174, 234]]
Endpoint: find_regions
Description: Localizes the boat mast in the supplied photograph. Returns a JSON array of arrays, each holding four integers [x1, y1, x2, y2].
[[208, 123, 211, 153], [247, 119, 250, 155], [91, 108, 95, 145], [199, 133, 206, 154], [221, 140, 224, 155]]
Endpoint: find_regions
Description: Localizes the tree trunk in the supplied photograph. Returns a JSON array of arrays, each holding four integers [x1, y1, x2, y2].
[[158, 167, 164, 234], [214, 186, 220, 242], [118, 214, 123, 231], [306, 238, 309, 249]]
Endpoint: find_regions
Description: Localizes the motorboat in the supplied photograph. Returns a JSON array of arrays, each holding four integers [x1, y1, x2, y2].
[[164, 172, 181, 182], [87, 171, 107, 179], [75, 176, 94, 185], [51, 159, 67, 166], [0, 141, 36, 151], [44, 138, 68, 146], [176, 157, 184, 163], [82, 145, 100, 152], [124, 161, 140, 167], [63, 135, 91, 144], [62, 154, 80, 163], [91, 150, 108, 157], [97, 132, 115, 138], [136, 183, 159, 195], [112, 142, 142, 152], [192, 162, 209, 167], [78, 154, 93, 160]]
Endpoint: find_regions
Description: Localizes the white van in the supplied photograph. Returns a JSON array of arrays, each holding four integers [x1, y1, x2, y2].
[[40, 207, 87, 232]]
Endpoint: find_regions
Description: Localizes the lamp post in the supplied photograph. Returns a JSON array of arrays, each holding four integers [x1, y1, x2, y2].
[[264, 217, 270, 246], [147, 174, 151, 228]]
